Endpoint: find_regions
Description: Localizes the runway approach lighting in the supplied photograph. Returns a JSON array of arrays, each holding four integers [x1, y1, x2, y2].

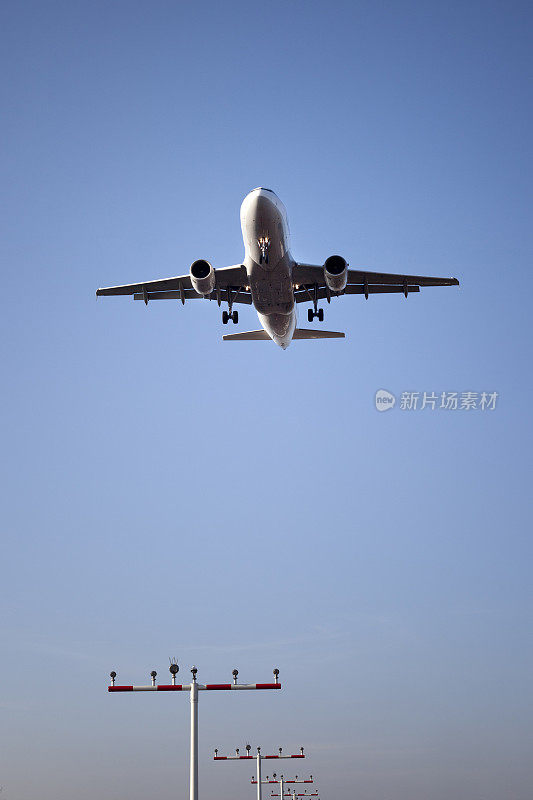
[[253, 772, 315, 800], [108, 663, 281, 800], [214, 745, 305, 800]]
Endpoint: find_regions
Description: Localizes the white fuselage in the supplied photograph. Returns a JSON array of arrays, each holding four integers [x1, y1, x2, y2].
[[240, 188, 297, 349]]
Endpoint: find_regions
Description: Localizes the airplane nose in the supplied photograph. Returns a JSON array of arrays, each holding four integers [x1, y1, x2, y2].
[[241, 189, 274, 219]]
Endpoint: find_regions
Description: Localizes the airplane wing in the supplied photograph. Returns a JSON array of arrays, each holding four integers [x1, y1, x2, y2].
[[292, 263, 459, 302], [96, 264, 252, 305]]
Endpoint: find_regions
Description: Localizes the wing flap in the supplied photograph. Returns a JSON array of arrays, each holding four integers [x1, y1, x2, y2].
[[133, 289, 253, 305], [294, 285, 421, 303], [134, 289, 201, 301]]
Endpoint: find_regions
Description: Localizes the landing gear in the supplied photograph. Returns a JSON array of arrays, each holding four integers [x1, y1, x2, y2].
[[222, 286, 242, 325], [258, 237, 270, 265], [308, 308, 324, 322], [304, 283, 324, 322]]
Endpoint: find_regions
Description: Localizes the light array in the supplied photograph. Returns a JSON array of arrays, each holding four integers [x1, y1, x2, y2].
[[108, 664, 280, 800]]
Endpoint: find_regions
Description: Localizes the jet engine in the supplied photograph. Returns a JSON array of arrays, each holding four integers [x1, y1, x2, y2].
[[324, 255, 348, 292], [190, 259, 215, 296]]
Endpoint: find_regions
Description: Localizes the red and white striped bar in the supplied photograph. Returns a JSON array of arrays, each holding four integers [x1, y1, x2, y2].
[[253, 774, 314, 800], [109, 683, 280, 692], [216, 754, 304, 761], [252, 779, 312, 784]]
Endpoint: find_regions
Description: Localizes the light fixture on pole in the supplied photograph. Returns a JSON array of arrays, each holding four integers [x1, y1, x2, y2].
[[214, 745, 304, 800], [108, 664, 281, 800], [253, 774, 313, 786], [257, 774, 315, 800]]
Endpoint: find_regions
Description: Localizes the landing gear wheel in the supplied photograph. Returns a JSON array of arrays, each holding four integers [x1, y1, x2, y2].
[[308, 308, 313, 323], [222, 311, 229, 324], [318, 308, 324, 322], [232, 310, 239, 324]]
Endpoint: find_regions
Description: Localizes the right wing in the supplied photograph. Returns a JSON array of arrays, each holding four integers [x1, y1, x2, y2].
[[96, 264, 252, 305], [292, 263, 459, 302]]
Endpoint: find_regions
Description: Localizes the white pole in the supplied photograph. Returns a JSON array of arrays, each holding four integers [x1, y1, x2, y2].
[[280, 775, 284, 800], [190, 678, 198, 800], [256, 751, 262, 800]]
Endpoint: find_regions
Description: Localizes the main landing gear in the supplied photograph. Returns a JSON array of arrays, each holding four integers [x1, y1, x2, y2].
[[306, 283, 324, 322], [308, 307, 324, 322], [220, 285, 243, 325]]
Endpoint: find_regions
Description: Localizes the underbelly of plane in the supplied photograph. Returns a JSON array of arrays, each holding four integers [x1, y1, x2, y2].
[[249, 262, 294, 315]]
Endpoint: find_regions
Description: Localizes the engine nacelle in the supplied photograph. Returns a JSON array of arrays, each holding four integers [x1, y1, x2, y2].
[[190, 259, 215, 296], [324, 255, 348, 293]]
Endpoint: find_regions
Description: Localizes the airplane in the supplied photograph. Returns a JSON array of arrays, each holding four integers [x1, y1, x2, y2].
[[96, 188, 459, 349]]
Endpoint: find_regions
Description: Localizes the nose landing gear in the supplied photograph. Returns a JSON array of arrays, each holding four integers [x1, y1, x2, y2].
[[258, 237, 270, 265]]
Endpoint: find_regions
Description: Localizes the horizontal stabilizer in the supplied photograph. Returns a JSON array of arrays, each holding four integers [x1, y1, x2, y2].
[[222, 328, 345, 341], [293, 328, 345, 339], [222, 330, 271, 340]]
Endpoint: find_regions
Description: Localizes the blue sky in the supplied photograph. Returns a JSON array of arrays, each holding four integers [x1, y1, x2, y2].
[[1, 1, 532, 799]]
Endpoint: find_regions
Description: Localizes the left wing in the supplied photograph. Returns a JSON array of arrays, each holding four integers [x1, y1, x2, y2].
[[96, 264, 252, 305], [292, 263, 459, 302]]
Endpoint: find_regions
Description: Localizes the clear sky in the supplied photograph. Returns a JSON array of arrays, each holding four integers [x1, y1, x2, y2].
[[1, 1, 532, 799]]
